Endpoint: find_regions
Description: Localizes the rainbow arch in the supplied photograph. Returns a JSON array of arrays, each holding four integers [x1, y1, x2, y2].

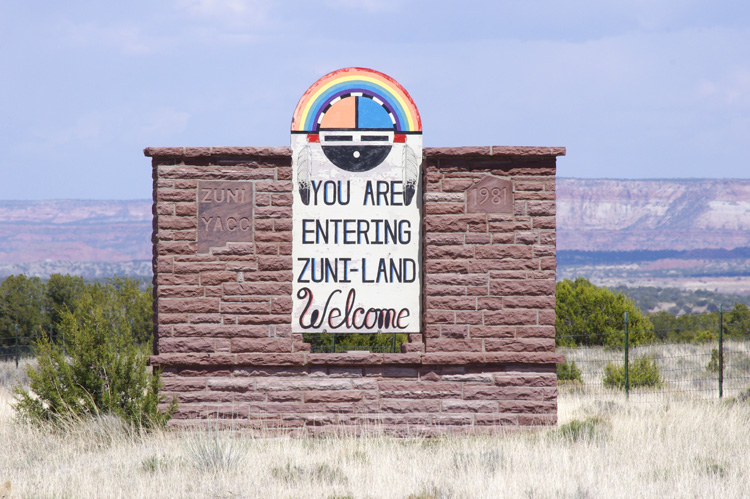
[[291, 67, 422, 133]]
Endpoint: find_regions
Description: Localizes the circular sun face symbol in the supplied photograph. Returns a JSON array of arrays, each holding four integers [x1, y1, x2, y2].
[[320, 130, 393, 172], [317, 94, 395, 172]]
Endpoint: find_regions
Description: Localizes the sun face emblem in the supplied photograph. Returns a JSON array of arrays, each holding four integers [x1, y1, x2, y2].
[[315, 94, 397, 172], [291, 68, 422, 207]]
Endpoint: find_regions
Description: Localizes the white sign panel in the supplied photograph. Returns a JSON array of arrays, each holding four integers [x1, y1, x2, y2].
[[290, 67, 422, 333]]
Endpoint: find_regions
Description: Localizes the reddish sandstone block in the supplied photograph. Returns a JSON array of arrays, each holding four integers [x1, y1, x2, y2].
[[469, 326, 515, 338], [503, 296, 556, 309], [477, 297, 503, 310], [426, 296, 476, 310], [474, 414, 519, 425], [158, 189, 195, 202], [220, 302, 270, 314], [379, 399, 442, 413], [424, 260, 469, 274], [174, 262, 226, 273], [424, 215, 467, 232], [425, 285, 467, 296], [540, 232, 556, 245], [173, 324, 269, 338], [527, 201, 555, 216], [379, 381, 462, 399], [304, 390, 363, 403], [533, 216, 556, 229], [158, 286, 205, 298], [441, 325, 469, 338], [243, 271, 294, 282], [441, 400, 499, 413], [490, 280, 554, 296], [514, 191, 555, 201], [475, 245, 532, 260], [533, 245, 555, 257], [268, 391, 303, 402], [254, 231, 292, 243], [237, 314, 290, 325], [175, 203, 198, 216], [515, 232, 539, 245], [224, 282, 292, 295], [455, 311, 483, 324], [425, 203, 465, 215], [268, 297, 290, 315], [231, 338, 294, 353], [255, 243, 279, 255], [200, 272, 238, 286], [207, 378, 253, 391], [157, 241, 197, 255], [494, 373, 557, 387], [257, 256, 292, 271], [158, 298, 220, 314], [159, 216, 197, 230], [483, 309, 537, 326], [426, 245, 474, 259], [425, 339, 482, 353], [516, 326, 555, 338], [162, 377, 207, 391], [159, 337, 214, 353], [538, 309, 556, 325], [159, 313, 189, 325], [467, 285, 489, 295], [498, 400, 556, 414], [465, 233, 492, 245], [425, 273, 487, 286], [425, 234, 464, 245], [235, 353, 306, 366], [155, 203, 174, 216], [421, 353, 484, 365], [484, 338, 554, 352]]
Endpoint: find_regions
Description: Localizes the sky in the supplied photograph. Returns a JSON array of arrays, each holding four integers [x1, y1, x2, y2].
[[2, 0, 749, 200]]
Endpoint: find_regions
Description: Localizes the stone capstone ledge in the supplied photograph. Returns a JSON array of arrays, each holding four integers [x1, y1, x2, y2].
[[144, 146, 566, 160], [150, 351, 565, 367]]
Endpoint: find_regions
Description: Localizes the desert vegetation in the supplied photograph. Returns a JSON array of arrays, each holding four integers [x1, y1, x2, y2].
[[2, 357, 750, 498]]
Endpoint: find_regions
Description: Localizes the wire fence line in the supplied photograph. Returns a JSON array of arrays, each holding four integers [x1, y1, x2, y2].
[[557, 313, 750, 401], [3, 314, 750, 401]]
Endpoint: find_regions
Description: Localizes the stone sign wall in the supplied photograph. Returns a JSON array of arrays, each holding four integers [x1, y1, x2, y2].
[[146, 145, 565, 434]]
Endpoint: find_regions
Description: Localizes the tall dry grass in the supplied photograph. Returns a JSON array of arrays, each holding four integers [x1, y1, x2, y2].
[[1, 359, 749, 498]]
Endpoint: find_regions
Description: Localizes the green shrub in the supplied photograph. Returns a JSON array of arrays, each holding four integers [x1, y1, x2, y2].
[[603, 356, 662, 390], [707, 348, 724, 372], [551, 416, 608, 442], [557, 360, 583, 383], [13, 281, 175, 428]]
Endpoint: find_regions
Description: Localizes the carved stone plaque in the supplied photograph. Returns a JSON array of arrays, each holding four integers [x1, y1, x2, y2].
[[197, 181, 253, 253], [466, 176, 513, 214]]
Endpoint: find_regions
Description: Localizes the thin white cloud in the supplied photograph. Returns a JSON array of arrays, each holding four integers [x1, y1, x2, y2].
[[60, 21, 169, 55], [323, 0, 406, 13], [173, 0, 270, 26], [141, 107, 191, 137]]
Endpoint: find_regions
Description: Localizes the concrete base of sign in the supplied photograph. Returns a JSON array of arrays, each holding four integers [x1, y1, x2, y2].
[[146, 145, 565, 434]]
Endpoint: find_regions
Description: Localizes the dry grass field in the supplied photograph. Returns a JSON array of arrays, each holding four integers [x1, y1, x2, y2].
[[1, 358, 749, 498]]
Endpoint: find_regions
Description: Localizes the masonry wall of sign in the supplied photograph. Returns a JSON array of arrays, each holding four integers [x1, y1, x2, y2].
[[146, 68, 565, 434]]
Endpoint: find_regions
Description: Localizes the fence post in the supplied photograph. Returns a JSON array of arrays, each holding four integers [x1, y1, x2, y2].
[[719, 305, 724, 399], [14, 324, 19, 369], [391, 333, 397, 353], [331, 333, 336, 353], [624, 312, 629, 399]]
